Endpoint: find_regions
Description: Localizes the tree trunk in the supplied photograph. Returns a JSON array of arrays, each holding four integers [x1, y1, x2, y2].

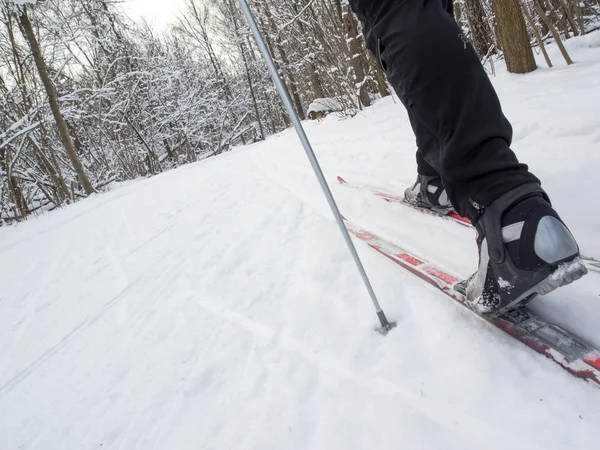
[[308, 62, 325, 99], [365, 49, 390, 97], [572, 0, 586, 35], [454, 1, 464, 30], [240, 42, 265, 140], [548, 0, 571, 38], [290, 2, 326, 100], [3, 146, 29, 219], [274, 42, 305, 120], [226, 0, 265, 140], [533, 0, 574, 65], [18, 6, 95, 195], [262, 4, 305, 120], [558, 0, 580, 35], [28, 135, 70, 202], [258, 18, 291, 128], [520, 1, 553, 68], [342, 4, 371, 108], [465, 0, 496, 58], [535, 0, 550, 35], [125, 116, 161, 175], [493, 0, 537, 73]]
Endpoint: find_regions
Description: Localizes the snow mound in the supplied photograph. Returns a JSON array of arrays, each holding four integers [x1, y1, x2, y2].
[[307, 98, 344, 119]]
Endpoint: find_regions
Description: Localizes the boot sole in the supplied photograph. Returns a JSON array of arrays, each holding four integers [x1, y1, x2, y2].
[[403, 198, 454, 215], [486, 257, 588, 316]]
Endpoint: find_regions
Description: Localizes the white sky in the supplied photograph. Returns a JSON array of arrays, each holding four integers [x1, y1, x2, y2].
[[121, 0, 187, 32]]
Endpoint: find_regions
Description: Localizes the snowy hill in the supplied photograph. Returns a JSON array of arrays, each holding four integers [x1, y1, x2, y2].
[[1, 34, 600, 449]]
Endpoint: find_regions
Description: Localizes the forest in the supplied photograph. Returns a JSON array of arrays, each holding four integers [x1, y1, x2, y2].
[[1, 0, 599, 223]]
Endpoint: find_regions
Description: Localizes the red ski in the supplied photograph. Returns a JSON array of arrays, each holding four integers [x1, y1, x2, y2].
[[337, 175, 600, 274], [341, 214, 600, 388], [337, 175, 471, 227]]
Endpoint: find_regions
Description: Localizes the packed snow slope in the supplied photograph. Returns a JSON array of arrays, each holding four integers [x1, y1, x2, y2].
[[2, 35, 600, 450]]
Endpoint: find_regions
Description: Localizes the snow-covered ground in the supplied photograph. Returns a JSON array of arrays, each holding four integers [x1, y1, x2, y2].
[[2, 34, 600, 450]]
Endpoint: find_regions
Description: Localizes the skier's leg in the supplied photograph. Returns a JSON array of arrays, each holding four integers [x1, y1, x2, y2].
[[388, 0, 453, 213], [404, 109, 453, 213], [351, 0, 586, 314], [373, 0, 539, 218], [415, 151, 437, 177], [405, 101, 439, 177], [444, 0, 453, 15]]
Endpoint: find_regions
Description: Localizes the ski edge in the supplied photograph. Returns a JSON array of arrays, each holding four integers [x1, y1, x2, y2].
[[341, 214, 600, 388], [336, 175, 599, 273], [337, 175, 471, 227]]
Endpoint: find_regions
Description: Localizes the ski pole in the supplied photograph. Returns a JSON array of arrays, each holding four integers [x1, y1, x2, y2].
[[238, 0, 396, 334]]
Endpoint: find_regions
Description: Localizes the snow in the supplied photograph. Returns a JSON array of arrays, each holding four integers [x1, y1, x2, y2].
[[2, 34, 600, 449], [497, 278, 512, 289], [9, 0, 38, 7], [7, 0, 38, 14], [307, 97, 344, 114]]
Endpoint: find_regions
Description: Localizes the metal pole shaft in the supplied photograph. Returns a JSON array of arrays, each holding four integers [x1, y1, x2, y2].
[[238, 0, 395, 333]]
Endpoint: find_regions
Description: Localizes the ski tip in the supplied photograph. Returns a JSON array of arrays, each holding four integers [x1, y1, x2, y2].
[[337, 176, 347, 184], [448, 212, 472, 225], [584, 352, 600, 372]]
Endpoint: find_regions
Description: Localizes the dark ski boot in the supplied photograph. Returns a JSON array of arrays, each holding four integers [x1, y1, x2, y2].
[[464, 183, 587, 315], [404, 174, 454, 214]]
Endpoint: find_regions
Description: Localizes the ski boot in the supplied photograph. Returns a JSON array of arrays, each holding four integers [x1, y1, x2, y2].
[[404, 174, 454, 214], [463, 183, 587, 315]]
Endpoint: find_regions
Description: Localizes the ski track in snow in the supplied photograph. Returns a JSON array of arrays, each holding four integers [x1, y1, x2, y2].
[[1, 34, 600, 449]]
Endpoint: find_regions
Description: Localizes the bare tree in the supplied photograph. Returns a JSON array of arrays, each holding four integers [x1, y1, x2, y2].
[[341, 1, 371, 108], [464, 0, 496, 58], [493, 0, 537, 73], [520, 0, 553, 68], [16, 3, 95, 195], [2, 0, 599, 222], [533, 0, 574, 65]]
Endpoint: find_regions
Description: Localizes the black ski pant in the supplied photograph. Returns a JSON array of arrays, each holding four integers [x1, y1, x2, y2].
[[349, 0, 540, 221]]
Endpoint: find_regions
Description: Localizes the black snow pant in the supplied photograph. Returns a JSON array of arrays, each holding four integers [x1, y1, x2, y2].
[[348, 0, 540, 221]]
